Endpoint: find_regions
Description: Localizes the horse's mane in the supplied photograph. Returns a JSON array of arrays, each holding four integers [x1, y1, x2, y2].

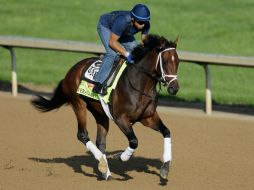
[[131, 34, 177, 63]]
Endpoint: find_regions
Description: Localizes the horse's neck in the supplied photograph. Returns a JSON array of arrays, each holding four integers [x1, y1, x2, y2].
[[125, 50, 158, 95], [136, 49, 157, 81], [138, 53, 156, 72]]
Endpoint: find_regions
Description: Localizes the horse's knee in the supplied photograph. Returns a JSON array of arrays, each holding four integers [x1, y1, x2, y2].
[[77, 131, 90, 145], [129, 138, 138, 149]]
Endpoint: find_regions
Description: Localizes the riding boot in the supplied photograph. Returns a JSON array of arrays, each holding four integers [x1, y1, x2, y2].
[[92, 83, 107, 95]]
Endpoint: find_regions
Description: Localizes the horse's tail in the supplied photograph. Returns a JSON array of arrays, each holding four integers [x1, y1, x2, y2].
[[31, 80, 68, 112]]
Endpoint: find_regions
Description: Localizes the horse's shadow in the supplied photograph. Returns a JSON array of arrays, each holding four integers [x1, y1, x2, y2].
[[29, 150, 168, 185]]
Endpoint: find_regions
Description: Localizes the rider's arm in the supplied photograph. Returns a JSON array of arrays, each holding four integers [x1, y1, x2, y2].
[[141, 34, 147, 43], [141, 22, 150, 44], [109, 32, 129, 57]]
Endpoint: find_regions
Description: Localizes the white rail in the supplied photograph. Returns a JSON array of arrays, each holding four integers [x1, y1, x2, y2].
[[1, 36, 254, 114]]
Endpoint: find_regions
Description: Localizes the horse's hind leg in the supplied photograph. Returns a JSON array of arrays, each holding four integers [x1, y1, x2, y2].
[[71, 98, 111, 179], [88, 107, 112, 179], [89, 109, 109, 154], [141, 112, 172, 179]]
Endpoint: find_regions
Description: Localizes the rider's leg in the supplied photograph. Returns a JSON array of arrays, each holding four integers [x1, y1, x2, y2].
[[93, 22, 117, 95]]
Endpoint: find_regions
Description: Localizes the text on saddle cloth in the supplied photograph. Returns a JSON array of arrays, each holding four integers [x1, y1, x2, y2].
[[83, 60, 102, 83]]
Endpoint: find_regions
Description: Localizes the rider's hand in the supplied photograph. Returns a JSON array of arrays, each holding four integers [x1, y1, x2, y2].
[[125, 52, 134, 64]]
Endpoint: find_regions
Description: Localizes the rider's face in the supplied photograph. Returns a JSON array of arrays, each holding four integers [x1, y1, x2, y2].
[[133, 20, 146, 30]]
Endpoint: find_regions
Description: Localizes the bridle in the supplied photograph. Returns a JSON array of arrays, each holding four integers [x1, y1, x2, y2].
[[155, 48, 178, 87], [129, 47, 178, 98]]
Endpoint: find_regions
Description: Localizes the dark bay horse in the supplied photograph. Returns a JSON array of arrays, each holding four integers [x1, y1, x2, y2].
[[31, 34, 180, 180]]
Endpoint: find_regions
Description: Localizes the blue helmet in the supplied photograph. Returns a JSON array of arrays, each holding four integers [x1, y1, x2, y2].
[[131, 4, 150, 21]]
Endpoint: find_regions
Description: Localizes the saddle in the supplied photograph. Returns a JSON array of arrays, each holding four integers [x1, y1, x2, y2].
[[77, 56, 127, 103]]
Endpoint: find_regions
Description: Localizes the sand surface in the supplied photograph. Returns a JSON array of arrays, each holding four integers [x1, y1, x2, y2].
[[0, 93, 254, 190]]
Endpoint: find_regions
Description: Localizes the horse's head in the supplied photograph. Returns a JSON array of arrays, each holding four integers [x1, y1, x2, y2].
[[154, 36, 180, 95], [132, 34, 180, 95]]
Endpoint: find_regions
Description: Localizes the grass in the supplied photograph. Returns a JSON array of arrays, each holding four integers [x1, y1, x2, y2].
[[0, 0, 254, 106]]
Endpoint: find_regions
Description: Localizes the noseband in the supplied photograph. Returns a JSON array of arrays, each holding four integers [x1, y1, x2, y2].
[[155, 48, 178, 86]]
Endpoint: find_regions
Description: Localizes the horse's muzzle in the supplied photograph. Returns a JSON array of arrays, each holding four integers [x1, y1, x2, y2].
[[167, 81, 179, 95]]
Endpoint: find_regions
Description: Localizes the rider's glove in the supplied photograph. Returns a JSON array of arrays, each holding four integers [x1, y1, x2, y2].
[[125, 52, 134, 64]]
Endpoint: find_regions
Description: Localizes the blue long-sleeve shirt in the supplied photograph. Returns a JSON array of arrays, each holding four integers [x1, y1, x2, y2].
[[99, 11, 150, 38]]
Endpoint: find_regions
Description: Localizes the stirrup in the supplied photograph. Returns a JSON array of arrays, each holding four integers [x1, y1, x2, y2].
[[92, 83, 107, 95]]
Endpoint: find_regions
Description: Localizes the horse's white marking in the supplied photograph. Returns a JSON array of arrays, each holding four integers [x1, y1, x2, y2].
[[120, 146, 135, 161], [163, 138, 172, 162], [86, 141, 112, 179], [86, 141, 103, 160], [172, 55, 175, 62], [102, 154, 112, 180]]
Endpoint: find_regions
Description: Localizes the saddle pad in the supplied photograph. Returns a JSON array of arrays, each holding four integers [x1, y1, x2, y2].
[[84, 60, 102, 83], [77, 61, 128, 103]]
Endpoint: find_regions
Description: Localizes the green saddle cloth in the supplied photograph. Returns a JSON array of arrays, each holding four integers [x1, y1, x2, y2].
[[77, 61, 127, 103]]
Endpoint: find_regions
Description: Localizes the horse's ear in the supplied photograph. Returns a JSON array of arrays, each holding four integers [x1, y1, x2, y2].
[[174, 35, 179, 47]]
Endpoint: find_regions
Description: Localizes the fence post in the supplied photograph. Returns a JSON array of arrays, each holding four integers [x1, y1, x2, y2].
[[4, 47, 18, 97], [204, 64, 212, 115]]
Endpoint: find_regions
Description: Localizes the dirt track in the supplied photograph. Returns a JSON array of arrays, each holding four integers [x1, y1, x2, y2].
[[0, 93, 254, 190]]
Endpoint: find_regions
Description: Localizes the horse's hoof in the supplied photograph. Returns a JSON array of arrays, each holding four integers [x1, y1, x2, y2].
[[160, 169, 168, 179], [98, 156, 108, 174], [160, 161, 170, 179], [106, 175, 113, 181], [101, 173, 112, 181]]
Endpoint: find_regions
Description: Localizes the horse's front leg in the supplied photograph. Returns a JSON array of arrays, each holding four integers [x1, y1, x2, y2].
[[115, 116, 138, 162], [141, 112, 172, 179]]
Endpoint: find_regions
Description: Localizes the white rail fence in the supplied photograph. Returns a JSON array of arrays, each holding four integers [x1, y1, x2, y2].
[[1, 36, 254, 114]]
